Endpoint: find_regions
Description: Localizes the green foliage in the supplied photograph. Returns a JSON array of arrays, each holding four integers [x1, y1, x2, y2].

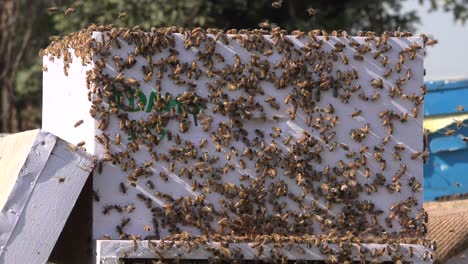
[[50, 0, 421, 34], [16, 58, 42, 96]]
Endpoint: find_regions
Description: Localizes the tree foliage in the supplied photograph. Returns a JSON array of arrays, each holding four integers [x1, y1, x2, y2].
[[50, 0, 421, 33], [0, 0, 466, 132], [422, 0, 468, 23]]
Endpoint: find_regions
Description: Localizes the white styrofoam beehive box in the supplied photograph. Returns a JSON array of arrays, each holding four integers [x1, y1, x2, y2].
[[42, 28, 426, 248]]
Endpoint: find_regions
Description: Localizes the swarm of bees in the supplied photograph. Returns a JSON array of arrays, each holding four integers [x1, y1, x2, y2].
[[42, 25, 435, 262]]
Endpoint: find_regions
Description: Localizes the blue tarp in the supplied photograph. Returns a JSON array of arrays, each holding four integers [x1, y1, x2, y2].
[[424, 78, 468, 201]]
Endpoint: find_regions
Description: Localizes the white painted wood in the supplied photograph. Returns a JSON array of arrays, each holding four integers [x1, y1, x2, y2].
[[0, 131, 56, 257], [0, 131, 95, 264], [96, 240, 432, 263], [43, 34, 425, 241]]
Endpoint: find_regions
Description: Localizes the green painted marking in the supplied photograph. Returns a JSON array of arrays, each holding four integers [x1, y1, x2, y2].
[[128, 129, 137, 141], [113, 88, 201, 142]]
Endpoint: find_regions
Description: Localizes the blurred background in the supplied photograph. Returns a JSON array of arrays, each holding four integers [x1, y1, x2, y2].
[[0, 0, 468, 202]]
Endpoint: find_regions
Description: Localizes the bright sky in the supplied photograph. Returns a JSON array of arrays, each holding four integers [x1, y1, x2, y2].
[[403, 1, 468, 81]]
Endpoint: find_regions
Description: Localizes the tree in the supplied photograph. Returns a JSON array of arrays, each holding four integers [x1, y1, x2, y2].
[[0, 0, 467, 132], [0, 0, 53, 132], [422, 0, 468, 22], [50, 0, 421, 33]]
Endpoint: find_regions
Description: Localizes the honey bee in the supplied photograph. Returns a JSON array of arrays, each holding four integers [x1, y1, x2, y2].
[[47, 7, 59, 13], [361, 123, 370, 133], [159, 171, 169, 182], [113, 205, 124, 213], [121, 217, 131, 228], [144, 71, 153, 82], [93, 189, 101, 202], [394, 144, 405, 151], [283, 135, 292, 145], [445, 129, 456, 136], [422, 250, 430, 261], [353, 54, 364, 61], [64, 7, 74, 15], [381, 55, 389, 66], [67, 144, 78, 152], [371, 92, 381, 101], [225, 152, 232, 161], [239, 159, 246, 169], [383, 68, 392, 78], [358, 92, 369, 101], [411, 151, 421, 160], [102, 205, 113, 215], [380, 161, 387, 171], [197, 138, 207, 149], [454, 119, 464, 129], [371, 79, 383, 89], [240, 174, 249, 181], [74, 120, 84, 127], [254, 129, 265, 138], [272, 1, 282, 8], [411, 181, 422, 192], [126, 204, 136, 213], [119, 182, 127, 194], [399, 53, 405, 65], [258, 22, 271, 29], [393, 151, 401, 161], [263, 50, 274, 56], [412, 107, 419, 118], [272, 126, 282, 133], [77, 141, 86, 147], [406, 69, 412, 80], [118, 12, 128, 19], [307, 8, 317, 16], [194, 161, 206, 169], [351, 109, 362, 117], [97, 160, 103, 174], [395, 62, 402, 73], [341, 54, 349, 65], [49, 36, 62, 42], [431, 241, 437, 251], [146, 180, 155, 190], [425, 39, 438, 46], [115, 133, 121, 145]]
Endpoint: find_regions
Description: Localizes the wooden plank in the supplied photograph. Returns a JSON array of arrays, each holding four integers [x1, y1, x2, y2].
[[0, 132, 95, 264], [0, 131, 57, 257], [96, 240, 433, 263], [0, 129, 40, 210]]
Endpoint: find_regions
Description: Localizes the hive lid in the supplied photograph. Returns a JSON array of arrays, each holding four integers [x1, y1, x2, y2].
[[0, 130, 95, 264]]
